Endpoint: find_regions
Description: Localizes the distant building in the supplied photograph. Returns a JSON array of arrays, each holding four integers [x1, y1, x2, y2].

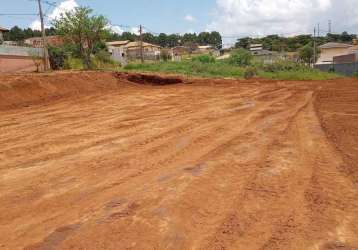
[[249, 44, 263, 52], [0, 26, 9, 42], [333, 53, 358, 64], [317, 42, 354, 64], [125, 41, 161, 58], [24, 35, 64, 48], [106, 40, 161, 61], [172, 46, 191, 56], [315, 42, 358, 76], [2, 41, 19, 46]]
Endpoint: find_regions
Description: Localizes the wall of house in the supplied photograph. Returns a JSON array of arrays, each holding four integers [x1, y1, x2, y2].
[[0, 55, 42, 73], [315, 62, 358, 76], [317, 47, 350, 64], [334, 53, 358, 64]]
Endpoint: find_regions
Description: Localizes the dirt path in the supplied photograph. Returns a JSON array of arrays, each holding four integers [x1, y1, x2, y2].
[[0, 73, 358, 249]]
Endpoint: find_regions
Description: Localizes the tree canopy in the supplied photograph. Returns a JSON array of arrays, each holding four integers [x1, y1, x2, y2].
[[53, 7, 109, 69], [235, 32, 357, 52]]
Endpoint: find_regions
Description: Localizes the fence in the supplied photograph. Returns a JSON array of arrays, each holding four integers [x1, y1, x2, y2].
[[315, 63, 358, 76]]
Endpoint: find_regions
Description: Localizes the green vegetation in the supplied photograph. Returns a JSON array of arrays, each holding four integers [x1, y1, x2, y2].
[[123, 56, 340, 81], [108, 31, 223, 49], [53, 7, 110, 69], [191, 54, 216, 64], [124, 61, 245, 78], [235, 32, 357, 52], [228, 49, 253, 66]]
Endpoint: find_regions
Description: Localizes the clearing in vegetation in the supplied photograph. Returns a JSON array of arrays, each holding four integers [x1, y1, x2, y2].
[[1, 71, 358, 249]]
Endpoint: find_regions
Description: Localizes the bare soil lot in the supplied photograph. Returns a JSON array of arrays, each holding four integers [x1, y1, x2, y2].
[[1, 72, 358, 250]]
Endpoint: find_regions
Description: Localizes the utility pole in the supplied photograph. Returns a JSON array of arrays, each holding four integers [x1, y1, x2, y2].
[[139, 25, 144, 63], [328, 20, 332, 33], [37, 0, 49, 71], [313, 26, 316, 66]]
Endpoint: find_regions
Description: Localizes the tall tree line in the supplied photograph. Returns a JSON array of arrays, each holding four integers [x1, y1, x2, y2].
[[235, 32, 357, 52], [3, 26, 57, 42], [4, 25, 223, 49], [108, 31, 223, 49]]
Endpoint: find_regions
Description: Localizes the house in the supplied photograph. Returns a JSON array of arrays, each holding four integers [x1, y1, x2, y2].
[[195, 45, 214, 54], [172, 46, 191, 56], [0, 26, 9, 42], [250, 44, 263, 52], [315, 42, 358, 76], [106, 40, 161, 61], [333, 53, 358, 64], [125, 41, 161, 56], [106, 40, 130, 53], [316, 42, 353, 64], [24, 35, 64, 48]]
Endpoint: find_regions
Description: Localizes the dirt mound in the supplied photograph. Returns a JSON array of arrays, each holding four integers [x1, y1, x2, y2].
[[116, 72, 183, 85], [0, 72, 186, 111], [0, 71, 127, 110]]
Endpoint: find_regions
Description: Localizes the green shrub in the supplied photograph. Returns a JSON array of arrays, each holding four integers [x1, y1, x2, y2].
[[94, 50, 113, 64], [48, 46, 66, 70], [262, 60, 304, 72], [244, 67, 258, 79], [228, 48, 253, 66], [192, 54, 216, 64], [64, 57, 84, 70]]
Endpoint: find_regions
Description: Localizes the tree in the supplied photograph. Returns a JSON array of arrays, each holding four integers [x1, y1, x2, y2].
[[53, 7, 109, 69], [298, 44, 319, 64], [208, 31, 222, 49], [228, 49, 253, 66], [120, 32, 137, 42], [157, 33, 168, 47], [6, 26, 25, 41], [235, 37, 251, 49], [182, 33, 197, 44]]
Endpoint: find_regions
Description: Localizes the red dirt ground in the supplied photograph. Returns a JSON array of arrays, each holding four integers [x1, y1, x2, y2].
[[0, 71, 358, 250]]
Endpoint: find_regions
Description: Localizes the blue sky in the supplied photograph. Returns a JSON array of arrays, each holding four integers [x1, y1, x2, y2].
[[1, 0, 216, 34], [1, 0, 358, 45]]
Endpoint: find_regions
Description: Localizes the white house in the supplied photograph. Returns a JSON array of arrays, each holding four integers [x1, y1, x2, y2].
[[316, 42, 356, 65], [0, 26, 9, 42]]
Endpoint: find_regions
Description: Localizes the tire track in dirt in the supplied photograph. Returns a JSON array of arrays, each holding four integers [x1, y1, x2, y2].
[[1, 73, 358, 249]]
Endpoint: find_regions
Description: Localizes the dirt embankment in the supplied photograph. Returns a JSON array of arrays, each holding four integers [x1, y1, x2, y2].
[[0, 71, 184, 111], [1, 72, 358, 250]]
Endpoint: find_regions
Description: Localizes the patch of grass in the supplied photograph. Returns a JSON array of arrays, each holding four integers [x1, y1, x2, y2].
[[258, 69, 340, 80], [64, 57, 84, 70], [123, 60, 340, 80], [124, 61, 245, 78]]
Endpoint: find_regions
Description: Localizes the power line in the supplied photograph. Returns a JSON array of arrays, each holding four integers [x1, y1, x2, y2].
[[0, 13, 38, 16]]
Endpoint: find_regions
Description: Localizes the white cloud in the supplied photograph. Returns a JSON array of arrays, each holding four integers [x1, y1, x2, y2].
[[29, 0, 78, 30], [131, 27, 140, 35], [109, 25, 124, 35], [209, 0, 358, 37], [184, 14, 196, 22], [30, 20, 42, 31], [48, 0, 78, 20]]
